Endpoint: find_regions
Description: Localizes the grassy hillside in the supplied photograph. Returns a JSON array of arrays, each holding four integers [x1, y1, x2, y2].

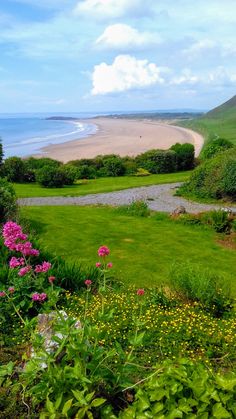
[[20, 206, 236, 292], [180, 95, 236, 147]]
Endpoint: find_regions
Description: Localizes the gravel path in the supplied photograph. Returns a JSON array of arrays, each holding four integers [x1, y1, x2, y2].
[[18, 183, 236, 214]]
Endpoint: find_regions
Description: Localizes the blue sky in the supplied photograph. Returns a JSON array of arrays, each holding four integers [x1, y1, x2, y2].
[[0, 0, 236, 112]]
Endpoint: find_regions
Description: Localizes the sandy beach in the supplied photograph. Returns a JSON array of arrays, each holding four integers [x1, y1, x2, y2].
[[39, 118, 204, 163]]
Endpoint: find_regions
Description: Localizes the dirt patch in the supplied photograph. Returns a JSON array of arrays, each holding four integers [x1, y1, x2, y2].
[[217, 233, 236, 250]]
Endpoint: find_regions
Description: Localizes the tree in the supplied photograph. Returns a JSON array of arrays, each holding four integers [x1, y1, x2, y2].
[[0, 137, 4, 167]]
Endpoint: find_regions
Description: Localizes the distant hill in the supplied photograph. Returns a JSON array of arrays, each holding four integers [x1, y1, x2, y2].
[[178, 94, 236, 147], [205, 95, 236, 119]]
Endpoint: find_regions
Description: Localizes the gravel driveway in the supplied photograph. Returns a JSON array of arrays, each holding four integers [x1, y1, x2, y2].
[[18, 183, 236, 214]]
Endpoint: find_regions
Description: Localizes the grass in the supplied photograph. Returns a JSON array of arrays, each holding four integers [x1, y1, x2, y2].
[[180, 115, 236, 147], [14, 171, 190, 198], [20, 205, 236, 293]]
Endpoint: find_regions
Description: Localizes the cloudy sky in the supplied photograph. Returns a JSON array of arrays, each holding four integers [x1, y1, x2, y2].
[[0, 0, 236, 112]]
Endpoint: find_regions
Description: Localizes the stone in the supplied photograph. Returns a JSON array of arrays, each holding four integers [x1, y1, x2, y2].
[[171, 206, 187, 216]]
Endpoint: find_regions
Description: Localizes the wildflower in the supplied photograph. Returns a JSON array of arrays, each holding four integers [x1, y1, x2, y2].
[[9, 257, 25, 269], [98, 245, 110, 257], [96, 262, 102, 268], [85, 279, 92, 287], [35, 261, 51, 273], [137, 289, 145, 296], [32, 292, 47, 302], [18, 266, 32, 277], [107, 262, 113, 268], [0, 291, 6, 297], [8, 287, 15, 294], [48, 276, 56, 283]]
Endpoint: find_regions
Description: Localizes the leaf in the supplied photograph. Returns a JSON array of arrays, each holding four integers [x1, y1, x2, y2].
[[212, 403, 231, 418], [46, 398, 55, 415], [62, 399, 73, 416], [55, 394, 62, 410], [91, 398, 106, 407], [216, 374, 236, 391], [72, 389, 86, 405]]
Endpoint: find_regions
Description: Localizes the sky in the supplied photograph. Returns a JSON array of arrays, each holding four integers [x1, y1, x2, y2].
[[0, 0, 236, 113]]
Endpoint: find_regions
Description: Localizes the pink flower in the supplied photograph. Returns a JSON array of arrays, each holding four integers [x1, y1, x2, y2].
[[8, 287, 15, 294], [107, 262, 113, 269], [85, 279, 92, 287], [40, 293, 47, 301], [0, 291, 6, 297], [35, 261, 51, 274], [18, 266, 32, 277], [48, 276, 56, 284], [96, 262, 102, 268], [98, 245, 110, 257], [9, 257, 25, 269], [137, 289, 145, 296], [32, 292, 47, 302], [2, 221, 27, 242]]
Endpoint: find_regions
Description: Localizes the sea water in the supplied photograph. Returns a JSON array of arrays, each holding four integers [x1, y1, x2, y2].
[[0, 112, 99, 158]]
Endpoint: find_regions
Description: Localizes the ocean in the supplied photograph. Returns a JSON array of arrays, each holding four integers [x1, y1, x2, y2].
[[0, 112, 100, 158]]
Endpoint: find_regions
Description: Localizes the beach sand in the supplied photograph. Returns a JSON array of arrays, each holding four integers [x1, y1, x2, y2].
[[39, 118, 204, 163]]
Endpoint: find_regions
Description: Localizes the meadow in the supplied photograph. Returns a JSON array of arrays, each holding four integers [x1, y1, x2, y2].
[[14, 171, 190, 198], [20, 205, 236, 293]]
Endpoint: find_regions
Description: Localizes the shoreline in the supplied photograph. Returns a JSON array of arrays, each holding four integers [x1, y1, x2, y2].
[[36, 117, 204, 163]]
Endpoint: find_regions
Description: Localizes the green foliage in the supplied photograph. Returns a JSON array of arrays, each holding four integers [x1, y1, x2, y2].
[[134, 167, 151, 176], [170, 142, 195, 170], [0, 138, 3, 167], [179, 148, 236, 201], [25, 157, 61, 170], [201, 210, 233, 233], [117, 360, 236, 419], [36, 165, 65, 187], [2, 156, 26, 182], [58, 164, 78, 185], [202, 137, 233, 159], [52, 259, 101, 291], [0, 178, 17, 222], [77, 165, 97, 179], [170, 263, 233, 317], [116, 200, 151, 217], [136, 149, 177, 174], [97, 155, 126, 177]]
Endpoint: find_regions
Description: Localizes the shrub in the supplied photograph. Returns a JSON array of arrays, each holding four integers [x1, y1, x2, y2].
[[2, 157, 26, 182], [201, 210, 233, 233], [170, 142, 195, 170], [36, 165, 65, 187], [202, 137, 233, 159], [58, 164, 78, 185], [98, 156, 126, 177], [0, 178, 17, 222], [170, 263, 233, 317], [77, 164, 97, 179], [179, 148, 236, 201], [134, 167, 151, 176], [122, 156, 137, 175], [0, 137, 3, 167], [136, 149, 177, 174], [117, 200, 150, 217], [25, 157, 61, 170]]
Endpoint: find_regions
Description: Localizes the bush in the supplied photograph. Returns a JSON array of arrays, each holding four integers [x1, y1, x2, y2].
[[36, 165, 65, 187], [98, 156, 126, 177], [2, 157, 26, 182], [202, 137, 233, 159], [170, 263, 233, 317], [0, 178, 17, 222], [122, 156, 137, 175], [201, 210, 233, 233], [179, 148, 236, 201], [58, 164, 78, 185], [117, 200, 151, 217], [136, 149, 177, 174], [77, 165, 97, 179], [170, 142, 195, 170], [25, 157, 61, 170], [134, 167, 151, 176]]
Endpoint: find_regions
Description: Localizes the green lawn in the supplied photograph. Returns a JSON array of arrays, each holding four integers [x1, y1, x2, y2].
[[21, 206, 236, 293], [14, 171, 190, 198]]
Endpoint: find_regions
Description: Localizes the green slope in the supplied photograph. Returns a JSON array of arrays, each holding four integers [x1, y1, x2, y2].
[[180, 95, 236, 148]]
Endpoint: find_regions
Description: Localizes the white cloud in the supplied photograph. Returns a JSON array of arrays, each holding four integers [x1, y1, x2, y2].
[[95, 24, 160, 50], [170, 69, 199, 85], [183, 39, 217, 57], [74, 0, 151, 19], [91, 55, 165, 95]]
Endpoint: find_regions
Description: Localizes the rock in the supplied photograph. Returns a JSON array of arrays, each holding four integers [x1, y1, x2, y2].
[[171, 206, 187, 216]]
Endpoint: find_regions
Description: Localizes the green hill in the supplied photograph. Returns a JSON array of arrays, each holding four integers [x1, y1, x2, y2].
[[180, 95, 236, 148]]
